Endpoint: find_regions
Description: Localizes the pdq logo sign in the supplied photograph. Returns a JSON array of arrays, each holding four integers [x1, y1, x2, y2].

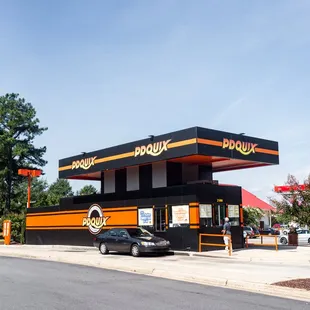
[[82, 204, 110, 235]]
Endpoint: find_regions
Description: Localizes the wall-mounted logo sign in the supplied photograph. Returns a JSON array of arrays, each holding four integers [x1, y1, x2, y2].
[[134, 139, 171, 157], [72, 156, 97, 170], [222, 138, 258, 156], [82, 204, 110, 235]]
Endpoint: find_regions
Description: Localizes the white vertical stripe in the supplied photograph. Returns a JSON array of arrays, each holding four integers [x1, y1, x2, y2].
[[152, 161, 167, 188], [104, 170, 115, 193], [126, 166, 139, 191]]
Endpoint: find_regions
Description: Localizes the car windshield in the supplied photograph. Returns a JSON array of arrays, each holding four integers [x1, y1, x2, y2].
[[127, 228, 152, 238]]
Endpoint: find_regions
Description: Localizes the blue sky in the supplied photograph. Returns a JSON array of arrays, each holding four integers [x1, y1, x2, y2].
[[1, 0, 309, 202]]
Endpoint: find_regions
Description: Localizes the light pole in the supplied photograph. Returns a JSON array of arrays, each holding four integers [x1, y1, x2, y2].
[[18, 169, 42, 208]]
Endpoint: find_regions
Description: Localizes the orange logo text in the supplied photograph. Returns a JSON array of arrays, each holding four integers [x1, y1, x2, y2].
[[82, 204, 110, 235], [222, 138, 258, 155], [72, 156, 97, 170], [134, 139, 171, 157]]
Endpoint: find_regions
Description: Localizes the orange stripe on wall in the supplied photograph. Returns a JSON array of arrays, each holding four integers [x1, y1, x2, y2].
[[59, 165, 71, 171], [190, 206, 199, 225], [27, 206, 137, 217], [26, 213, 86, 228], [26, 209, 138, 228], [255, 148, 279, 156], [95, 152, 134, 164], [168, 138, 196, 149], [197, 138, 223, 147]]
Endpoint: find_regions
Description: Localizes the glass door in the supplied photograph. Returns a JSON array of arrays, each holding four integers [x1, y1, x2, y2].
[[214, 204, 226, 226], [154, 207, 166, 232]]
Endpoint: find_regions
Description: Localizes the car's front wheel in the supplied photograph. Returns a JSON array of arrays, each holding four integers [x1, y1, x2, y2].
[[280, 237, 287, 245], [99, 242, 109, 255], [131, 244, 140, 257], [308, 238, 310, 244]]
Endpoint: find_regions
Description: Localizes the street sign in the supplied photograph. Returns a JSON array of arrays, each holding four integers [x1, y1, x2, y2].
[[274, 184, 306, 193]]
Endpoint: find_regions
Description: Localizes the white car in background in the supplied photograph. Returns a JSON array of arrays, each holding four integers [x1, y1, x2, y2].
[[279, 229, 310, 245]]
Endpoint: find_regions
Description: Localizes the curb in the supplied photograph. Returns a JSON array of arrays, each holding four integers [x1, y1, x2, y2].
[[3, 245, 310, 265], [173, 251, 310, 265], [1, 251, 310, 303]]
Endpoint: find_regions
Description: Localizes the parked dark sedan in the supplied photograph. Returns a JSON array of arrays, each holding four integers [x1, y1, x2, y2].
[[259, 228, 280, 235], [93, 227, 171, 257]]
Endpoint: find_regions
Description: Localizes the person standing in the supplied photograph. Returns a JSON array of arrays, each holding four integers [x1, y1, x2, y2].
[[222, 217, 231, 251]]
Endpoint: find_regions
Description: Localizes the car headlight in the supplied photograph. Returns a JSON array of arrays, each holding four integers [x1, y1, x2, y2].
[[141, 242, 155, 247], [166, 241, 170, 245]]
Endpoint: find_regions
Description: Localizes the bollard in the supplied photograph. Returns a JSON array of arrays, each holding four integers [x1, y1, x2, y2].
[[3, 220, 11, 245]]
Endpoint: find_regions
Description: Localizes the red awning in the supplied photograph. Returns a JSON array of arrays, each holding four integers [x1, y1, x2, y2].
[[242, 188, 275, 211], [219, 184, 275, 211]]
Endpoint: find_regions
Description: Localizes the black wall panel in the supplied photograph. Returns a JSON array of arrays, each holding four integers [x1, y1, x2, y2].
[[115, 168, 126, 194], [139, 164, 152, 194], [167, 162, 183, 186]]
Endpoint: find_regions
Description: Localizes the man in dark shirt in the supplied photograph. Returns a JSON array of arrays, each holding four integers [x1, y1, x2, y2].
[[222, 217, 231, 251]]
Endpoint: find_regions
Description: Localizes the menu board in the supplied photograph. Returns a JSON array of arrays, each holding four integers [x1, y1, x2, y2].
[[172, 205, 189, 224], [228, 205, 240, 218], [138, 208, 153, 226], [199, 204, 212, 218]]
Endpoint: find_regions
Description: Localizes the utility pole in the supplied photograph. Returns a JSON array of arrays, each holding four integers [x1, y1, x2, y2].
[[5, 144, 12, 215]]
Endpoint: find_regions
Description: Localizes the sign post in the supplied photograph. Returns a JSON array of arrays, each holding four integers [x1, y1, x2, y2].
[[3, 220, 11, 245], [18, 169, 42, 208]]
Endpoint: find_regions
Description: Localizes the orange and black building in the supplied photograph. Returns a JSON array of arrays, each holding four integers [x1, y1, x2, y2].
[[26, 126, 279, 251]]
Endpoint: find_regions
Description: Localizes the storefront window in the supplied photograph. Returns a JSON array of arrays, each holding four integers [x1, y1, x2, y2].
[[154, 207, 166, 232], [199, 204, 212, 227], [227, 205, 240, 226]]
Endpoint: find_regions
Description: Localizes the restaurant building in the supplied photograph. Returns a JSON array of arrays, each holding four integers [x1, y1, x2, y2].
[[26, 126, 279, 251]]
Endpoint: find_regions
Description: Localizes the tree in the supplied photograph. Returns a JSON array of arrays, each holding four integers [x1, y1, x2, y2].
[[270, 174, 310, 227], [243, 207, 264, 226], [12, 178, 49, 210], [272, 212, 292, 226], [0, 93, 47, 215], [76, 184, 98, 196], [47, 179, 74, 206]]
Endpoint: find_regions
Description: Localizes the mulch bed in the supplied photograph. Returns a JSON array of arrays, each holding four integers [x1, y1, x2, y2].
[[272, 278, 310, 291]]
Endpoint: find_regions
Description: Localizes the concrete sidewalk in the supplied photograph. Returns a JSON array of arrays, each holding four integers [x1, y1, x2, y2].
[[0, 244, 310, 302], [176, 245, 310, 265]]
